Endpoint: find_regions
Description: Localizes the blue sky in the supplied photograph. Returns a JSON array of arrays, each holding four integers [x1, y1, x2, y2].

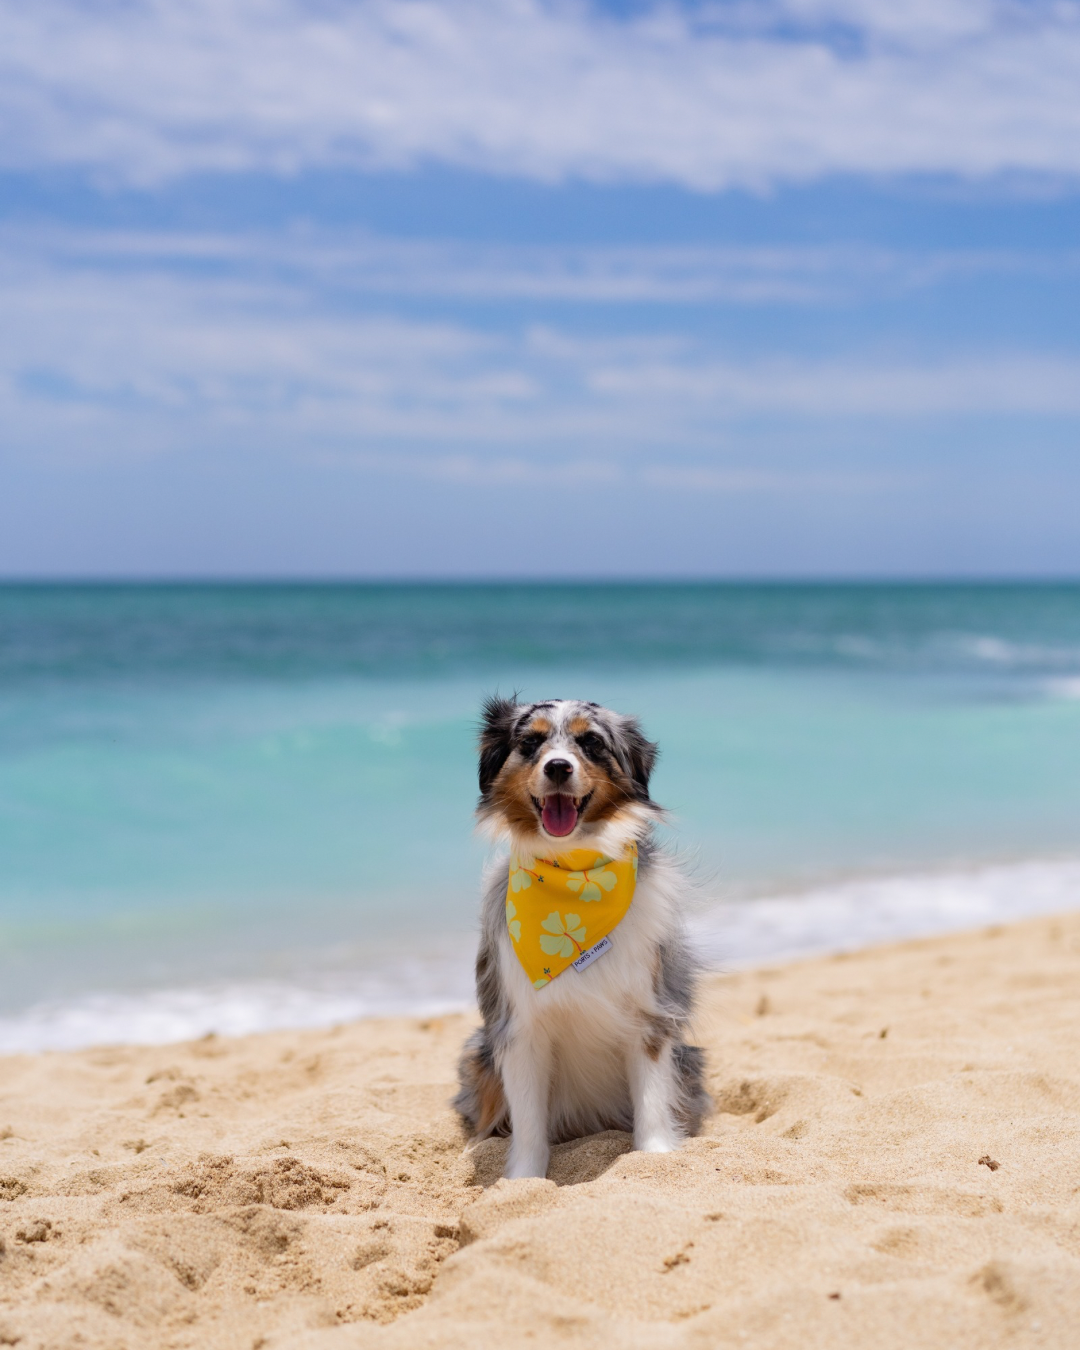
[[1, 0, 1079, 577]]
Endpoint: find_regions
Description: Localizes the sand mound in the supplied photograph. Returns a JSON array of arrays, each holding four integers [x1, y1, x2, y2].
[[2, 910, 1079, 1349]]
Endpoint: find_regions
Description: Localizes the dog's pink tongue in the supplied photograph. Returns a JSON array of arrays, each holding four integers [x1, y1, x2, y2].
[[542, 794, 578, 837]]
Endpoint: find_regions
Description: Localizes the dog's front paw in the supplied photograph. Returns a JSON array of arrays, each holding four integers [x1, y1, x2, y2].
[[504, 1146, 551, 1180], [635, 1133, 680, 1154]]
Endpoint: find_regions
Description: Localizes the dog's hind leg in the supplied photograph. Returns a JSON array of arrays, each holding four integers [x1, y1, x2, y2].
[[672, 1042, 711, 1136], [454, 1028, 509, 1138]]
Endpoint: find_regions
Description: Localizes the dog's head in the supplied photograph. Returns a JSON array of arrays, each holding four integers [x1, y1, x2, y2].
[[476, 696, 660, 849]]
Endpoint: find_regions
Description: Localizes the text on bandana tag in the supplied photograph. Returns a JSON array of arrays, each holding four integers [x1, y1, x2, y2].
[[572, 935, 613, 972]]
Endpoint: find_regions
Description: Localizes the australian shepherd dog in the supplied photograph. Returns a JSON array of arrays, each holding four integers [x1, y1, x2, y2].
[[454, 696, 709, 1179]]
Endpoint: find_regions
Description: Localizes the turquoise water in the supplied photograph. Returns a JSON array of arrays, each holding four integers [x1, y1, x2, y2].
[[1, 583, 1078, 1039]]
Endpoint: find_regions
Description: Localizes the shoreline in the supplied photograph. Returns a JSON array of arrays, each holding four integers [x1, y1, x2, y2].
[[2, 853, 1078, 1055], [1, 908, 1078, 1348]]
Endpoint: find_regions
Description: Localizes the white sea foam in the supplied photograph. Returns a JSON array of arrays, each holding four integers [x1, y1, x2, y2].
[[692, 857, 1080, 969], [956, 634, 1080, 671], [1, 858, 1077, 1054], [0, 947, 477, 1056]]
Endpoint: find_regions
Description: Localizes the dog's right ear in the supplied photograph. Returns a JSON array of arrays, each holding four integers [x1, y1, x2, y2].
[[478, 694, 519, 796]]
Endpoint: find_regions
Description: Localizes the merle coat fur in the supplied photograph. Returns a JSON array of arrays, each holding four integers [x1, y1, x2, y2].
[[454, 696, 709, 1179]]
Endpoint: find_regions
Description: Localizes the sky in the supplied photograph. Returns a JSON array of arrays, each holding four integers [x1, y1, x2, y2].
[[1, 0, 1079, 578]]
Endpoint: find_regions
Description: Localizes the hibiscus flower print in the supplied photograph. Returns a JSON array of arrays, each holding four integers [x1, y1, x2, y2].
[[508, 855, 534, 893], [505, 898, 522, 943], [538, 911, 587, 959], [565, 858, 618, 903]]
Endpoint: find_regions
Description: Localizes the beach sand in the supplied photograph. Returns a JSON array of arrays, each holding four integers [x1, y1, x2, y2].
[[1, 910, 1078, 1350]]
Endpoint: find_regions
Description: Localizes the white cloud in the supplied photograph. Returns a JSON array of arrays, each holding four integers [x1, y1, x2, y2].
[[19, 223, 1079, 307], [319, 451, 904, 493], [637, 462, 913, 492], [3, 230, 1080, 480], [1, 0, 1079, 188], [587, 351, 1080, 415]]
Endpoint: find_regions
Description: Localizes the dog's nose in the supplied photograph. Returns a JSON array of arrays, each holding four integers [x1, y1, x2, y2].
[[544, 758, 573, 785]]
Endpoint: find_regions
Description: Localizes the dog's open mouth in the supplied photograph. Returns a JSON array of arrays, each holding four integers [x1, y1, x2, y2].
[[534, 792, 591, 838]]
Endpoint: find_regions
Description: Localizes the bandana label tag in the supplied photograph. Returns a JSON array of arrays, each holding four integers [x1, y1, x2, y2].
[[572, 935, 613, 973]]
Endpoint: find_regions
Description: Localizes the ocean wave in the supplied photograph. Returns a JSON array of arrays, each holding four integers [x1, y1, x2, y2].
[[956, 634, 1080, 671], [0, 945, 477, 1056], [1, 859, 1077, 1054], [1045, 677, 1080, 701], [693, 857, 1080, 968]]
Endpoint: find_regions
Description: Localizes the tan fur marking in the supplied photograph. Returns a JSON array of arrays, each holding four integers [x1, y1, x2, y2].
[[475, 1063, 508, 1136], [490, 760, 542, 834], [643, 1009, 670, 1062], [529, 717, 552, 734], [488, 728, 640, 836], [577, 762, 637, 827], [568, 716, 591, 735]]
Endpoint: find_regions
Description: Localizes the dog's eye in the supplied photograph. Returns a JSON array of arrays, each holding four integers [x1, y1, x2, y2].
[[578, 732, 605, 758], [518, 734, 545, 758]]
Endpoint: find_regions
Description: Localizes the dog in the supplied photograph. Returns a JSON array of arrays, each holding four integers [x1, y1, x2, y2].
[[454, 695, 709, 1179]]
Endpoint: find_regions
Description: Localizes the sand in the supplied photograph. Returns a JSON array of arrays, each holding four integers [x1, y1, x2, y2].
[[1, 910, 1079, 1350]]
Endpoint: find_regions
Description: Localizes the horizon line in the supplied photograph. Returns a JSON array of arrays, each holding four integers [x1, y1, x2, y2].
[[2, 574, 1079, 588]]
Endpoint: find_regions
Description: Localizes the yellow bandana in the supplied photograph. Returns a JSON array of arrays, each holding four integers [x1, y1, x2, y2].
[[505, 844, 638, 990]]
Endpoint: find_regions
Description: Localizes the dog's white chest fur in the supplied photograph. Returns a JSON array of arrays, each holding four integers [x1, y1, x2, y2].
[[504, 865, 677, 1148]]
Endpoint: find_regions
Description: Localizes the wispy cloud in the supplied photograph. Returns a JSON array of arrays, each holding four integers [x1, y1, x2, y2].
[[1, 1, 1079, 188], [3, 233, 1079, 480], [588, 351, 1080, 416], [14, 224, 1080, 308], [320, 450, 908, 495]]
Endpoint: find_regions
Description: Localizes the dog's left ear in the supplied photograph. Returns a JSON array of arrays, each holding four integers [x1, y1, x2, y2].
[[620, 717, 658, 799], [478, 694, 519, 796]]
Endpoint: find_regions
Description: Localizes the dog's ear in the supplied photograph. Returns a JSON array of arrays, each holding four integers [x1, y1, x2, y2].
[[620, 717, 658, 799], [478, 694, 519, 796]]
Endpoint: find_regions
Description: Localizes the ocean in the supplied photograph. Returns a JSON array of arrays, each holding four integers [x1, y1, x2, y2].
[[1, 582, 1078, 1051]]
